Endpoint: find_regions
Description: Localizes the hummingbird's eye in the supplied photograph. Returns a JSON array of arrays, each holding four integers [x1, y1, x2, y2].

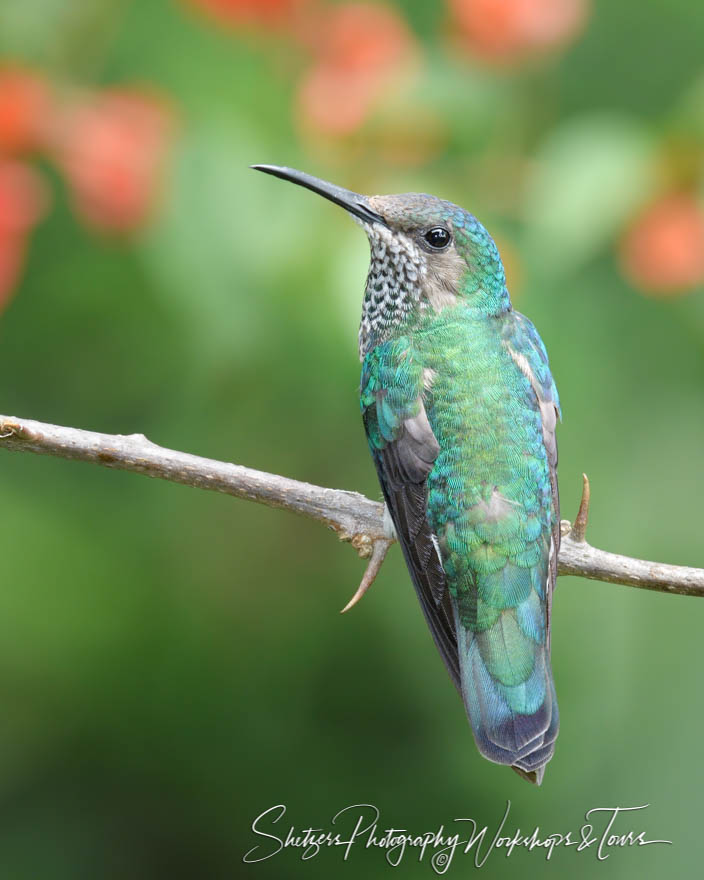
[[423, 227, 451, 250]]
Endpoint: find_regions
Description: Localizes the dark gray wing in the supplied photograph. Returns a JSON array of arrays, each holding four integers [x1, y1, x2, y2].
[[364, 398, 461, 692]]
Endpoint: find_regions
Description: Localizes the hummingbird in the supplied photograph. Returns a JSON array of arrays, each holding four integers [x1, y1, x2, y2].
[[253, 165, 561, 785]]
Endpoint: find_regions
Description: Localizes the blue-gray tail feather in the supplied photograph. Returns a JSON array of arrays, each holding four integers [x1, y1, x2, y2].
[[455, 609, 559, 784]]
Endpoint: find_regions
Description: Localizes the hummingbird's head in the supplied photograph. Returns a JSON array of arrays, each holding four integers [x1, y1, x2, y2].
[[252, 165, 509, 355]]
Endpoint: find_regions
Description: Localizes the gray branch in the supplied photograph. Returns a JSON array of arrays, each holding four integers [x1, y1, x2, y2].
[[1, 413, 702, 602]]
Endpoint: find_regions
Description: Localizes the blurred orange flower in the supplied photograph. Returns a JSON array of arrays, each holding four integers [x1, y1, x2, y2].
[[183, 0, 310, 28], [0, 66, 51, 155], [0, 160, 49, 309], [297, 3, 418, 136], [619, 193, 704, 296], [50, 90, 174, 233], [448, 0, 589, 63]]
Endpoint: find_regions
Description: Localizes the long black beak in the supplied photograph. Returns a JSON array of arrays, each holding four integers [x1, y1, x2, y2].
[[251, 164, 388, 227]]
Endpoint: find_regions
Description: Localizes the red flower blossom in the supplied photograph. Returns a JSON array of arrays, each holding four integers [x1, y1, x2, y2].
[[0, 66, 50, 154], [619, 193, 704, 296], [51, 89, 174, 232], [448, 0, 589, 64], [183, 0, 309, 29], [0, 160, 48, 309], [297, 3, 417, 136]]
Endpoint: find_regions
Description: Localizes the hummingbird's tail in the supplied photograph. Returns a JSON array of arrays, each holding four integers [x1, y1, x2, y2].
[[453, 599, 559, 785]]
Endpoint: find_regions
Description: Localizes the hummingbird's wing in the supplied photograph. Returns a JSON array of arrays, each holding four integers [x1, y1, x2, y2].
[[361, 339, 460, 691], [502, 311, 561, 641]]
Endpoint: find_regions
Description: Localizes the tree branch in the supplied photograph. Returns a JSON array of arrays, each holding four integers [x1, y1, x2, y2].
[[1, 413, 702, 603]]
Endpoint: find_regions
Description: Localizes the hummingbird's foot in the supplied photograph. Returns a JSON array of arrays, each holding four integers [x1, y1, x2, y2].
[[340, 538, 392, 614]]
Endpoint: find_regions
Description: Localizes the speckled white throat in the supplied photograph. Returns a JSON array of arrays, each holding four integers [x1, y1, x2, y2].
[[358, 224, 425, 359]]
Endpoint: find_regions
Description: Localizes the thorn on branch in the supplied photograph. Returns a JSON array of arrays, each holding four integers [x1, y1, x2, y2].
[[124, 432, 157, 446], [340, 539, 392, 614], [571, 473, 591, 543]]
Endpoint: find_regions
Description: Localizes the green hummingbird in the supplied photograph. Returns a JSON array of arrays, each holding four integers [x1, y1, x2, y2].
[[253, 165, 561, 785]]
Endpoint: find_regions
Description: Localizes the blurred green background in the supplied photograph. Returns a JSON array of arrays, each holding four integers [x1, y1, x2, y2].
[[0, 0, 703, 876]]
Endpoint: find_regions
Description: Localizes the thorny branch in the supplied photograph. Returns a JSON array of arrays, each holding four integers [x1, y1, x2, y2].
[[1, 414, 703, 607]]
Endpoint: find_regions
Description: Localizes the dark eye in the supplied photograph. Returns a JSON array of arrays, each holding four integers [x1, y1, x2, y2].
[[424, 226, 451, 249]]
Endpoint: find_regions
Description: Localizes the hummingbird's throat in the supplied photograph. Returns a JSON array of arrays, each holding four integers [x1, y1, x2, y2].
[[358, 225, 425, 358]]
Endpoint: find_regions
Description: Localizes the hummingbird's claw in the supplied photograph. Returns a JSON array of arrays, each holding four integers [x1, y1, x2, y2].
[[570, 473, 591, 543], [340, 539, 391, 613]]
